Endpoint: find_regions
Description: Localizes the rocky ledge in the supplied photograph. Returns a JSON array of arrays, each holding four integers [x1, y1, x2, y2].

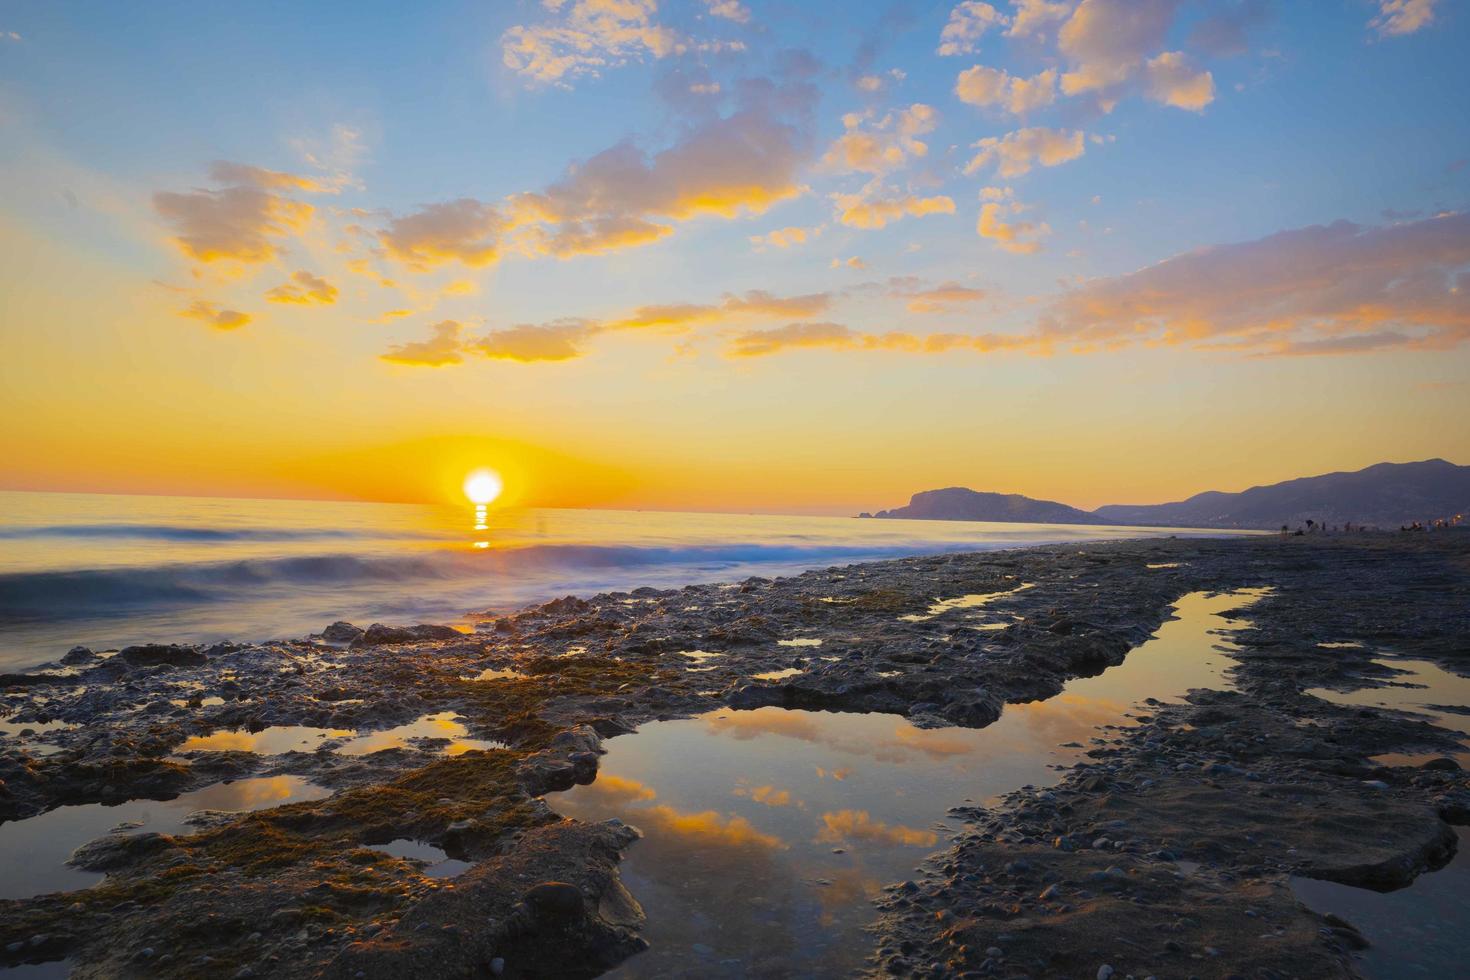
[[1, 532, 1467, 977]]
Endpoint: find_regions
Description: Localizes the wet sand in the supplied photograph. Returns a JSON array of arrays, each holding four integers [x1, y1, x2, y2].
[[1, 531, 1467, 978]]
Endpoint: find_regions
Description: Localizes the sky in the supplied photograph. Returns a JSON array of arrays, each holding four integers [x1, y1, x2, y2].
[[0, 0, 1467, 514]]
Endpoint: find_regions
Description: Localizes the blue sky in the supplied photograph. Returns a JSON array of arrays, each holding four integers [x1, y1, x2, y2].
[[1, 1, 1467, 511]]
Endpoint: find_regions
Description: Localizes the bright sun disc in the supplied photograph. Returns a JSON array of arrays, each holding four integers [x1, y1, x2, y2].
[[463, 469, 503, 505]]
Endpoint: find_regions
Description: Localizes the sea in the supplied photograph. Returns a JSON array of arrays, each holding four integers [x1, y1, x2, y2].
[[0, 490, 1239, 671]]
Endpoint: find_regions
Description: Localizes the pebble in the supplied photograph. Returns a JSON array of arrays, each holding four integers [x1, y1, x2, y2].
[[490, 958, 505, 976], [1097, 966, 1114, 980]]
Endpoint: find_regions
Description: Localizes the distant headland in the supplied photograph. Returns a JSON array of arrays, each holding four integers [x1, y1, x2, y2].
[[860, 459, 1470, 530]]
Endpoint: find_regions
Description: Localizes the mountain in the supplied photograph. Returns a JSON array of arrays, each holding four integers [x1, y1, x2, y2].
[[1092, 459, 1470, 529], [861, 487, 1108, 525]]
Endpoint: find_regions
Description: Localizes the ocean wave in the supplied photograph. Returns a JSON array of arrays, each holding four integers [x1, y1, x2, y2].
[[0, 523, 446, 542], [0, 541, 944, 621]]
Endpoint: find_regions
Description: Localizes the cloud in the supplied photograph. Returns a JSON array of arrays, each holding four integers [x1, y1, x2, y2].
[[831, 255, 867, 269], [501, 0, 681, 85], [822, 104, 938, 175], [726, 322, 1031, 358], [721, 289, 832, 317], [978, 201, 1050, 253], [153, 163, 319, 264], [1007, 0, 1072, 38], [378, 286, 835, 366], [1056, 0, 1202, 111], [938, 2, 1008, 55], [735, 784, 795, 807], [638, 805, 785, 850], [266, 270, 339, 305], [893, 280, 988, 313], [815, 810, 938, 847], [1039, 211, 1470, 355], [963, 127, 1085, 177], [749, 225, 822, 249], [474, 320, 597, 362], [378, 89, 811, 271], [379, 198, 503, 270], [501, 0, 744, 86], [514, 104, 810, 253], [705, 0, 750, 23], [955, 65, 1058, 114], [380, 320, 466, 367], [179, 300, 251, 331], [832, 183, 956, 229], [1371, 0, 1440, 36], [1145, 51, 1215, 111]]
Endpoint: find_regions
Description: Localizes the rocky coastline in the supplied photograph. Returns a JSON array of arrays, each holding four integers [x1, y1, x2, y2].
[[2, 531, 1468, 978]]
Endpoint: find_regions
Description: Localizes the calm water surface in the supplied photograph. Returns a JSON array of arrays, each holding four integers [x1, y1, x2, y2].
[[548, 590, 1266, 977]]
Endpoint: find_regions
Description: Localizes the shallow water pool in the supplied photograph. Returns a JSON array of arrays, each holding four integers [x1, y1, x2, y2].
[[0, 775, 329, 900], [548, 589, 1267, 976]]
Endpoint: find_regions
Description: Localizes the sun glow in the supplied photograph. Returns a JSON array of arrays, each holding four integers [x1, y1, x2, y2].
[[463, 469, 504, 506]]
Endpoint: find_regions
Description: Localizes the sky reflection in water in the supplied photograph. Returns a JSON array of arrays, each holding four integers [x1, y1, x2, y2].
[[548, 589, 1267, 976]]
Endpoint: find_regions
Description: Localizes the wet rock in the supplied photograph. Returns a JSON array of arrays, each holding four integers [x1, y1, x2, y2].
[[320, 621, 364, 643], [61, 646, 97, 665], [120, 644, 207, 668], [69, 832, 179, 871], [352, 623, 461, 647]]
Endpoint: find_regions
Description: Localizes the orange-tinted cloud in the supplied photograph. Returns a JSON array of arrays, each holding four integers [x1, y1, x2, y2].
[[894, 280, 988, 313], [978, 200, 1050, 254], [726, 322, 1031, 358], [153, 162, 317, 264], [179, 300, 251, 331], [815, 809, 938, 847], [833, 187, 956, 229], [1058, 0, 1181, 104], [955, 65, 1058, 115], [380, 320, 465, 366], [963, 127, 1085, 178], [474, 320, 597, 363], [1040, 211, 1470, 355], [735, 783, 796, 807], [266, 270, 339, 305], [379, 199, 502, 270], [749, 225, 822, 249], [1371, 0, 1440, 36], [641, 805, 786, 849], [501, 0, 743, 86], [822, 104, 937, 175], [938, 2, 1007, 55], [380, 104, 809, 269], [1145, 51, 1215, 111]]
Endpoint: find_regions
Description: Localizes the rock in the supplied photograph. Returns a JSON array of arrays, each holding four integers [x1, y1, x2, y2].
[[1097, 966, 1114, 980], [352, 623, 461, 647], [61, 646, 97, 665], [1420, 757, 1461, 771], [69, 832, 179, 871], [120, 644, 206, 668], [320, 621, 364, 643], [523, 882, 584, 921], [489, 958, 506, 976]]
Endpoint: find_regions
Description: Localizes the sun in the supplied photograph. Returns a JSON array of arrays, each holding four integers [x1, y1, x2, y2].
[[463, 468, 504, 505]]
